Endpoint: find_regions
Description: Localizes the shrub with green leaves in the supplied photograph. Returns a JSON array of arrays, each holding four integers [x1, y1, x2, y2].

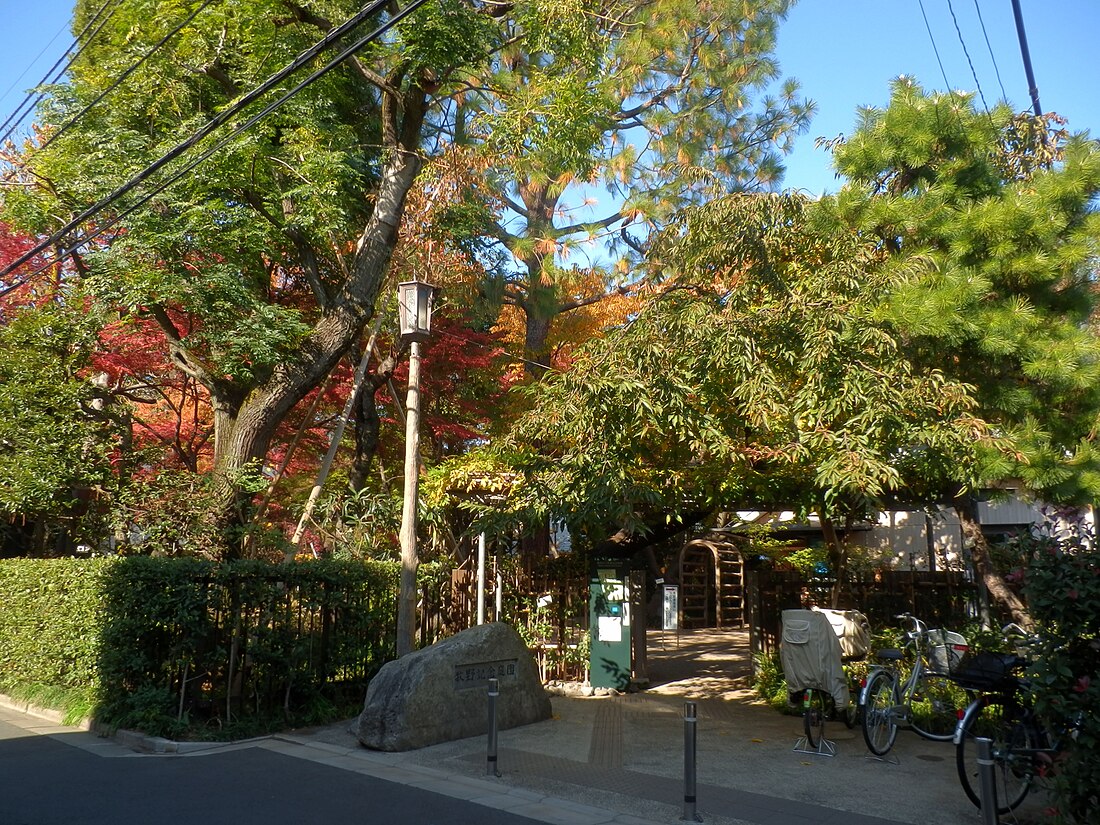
[[0, 559, 106, 723], [1019, 513, 1100, 823], [0, 556, 436, 739]]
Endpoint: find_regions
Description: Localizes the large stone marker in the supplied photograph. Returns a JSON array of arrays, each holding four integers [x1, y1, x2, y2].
[[355, 622, 552, 751]]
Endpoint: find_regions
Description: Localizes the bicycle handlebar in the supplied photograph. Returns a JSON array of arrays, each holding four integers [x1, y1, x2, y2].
[[894, 613, 927, 637]]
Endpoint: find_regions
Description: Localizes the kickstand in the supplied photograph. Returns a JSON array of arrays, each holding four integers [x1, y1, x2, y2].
[[793, 736, 837, 757], [864, 752, 900, 765]]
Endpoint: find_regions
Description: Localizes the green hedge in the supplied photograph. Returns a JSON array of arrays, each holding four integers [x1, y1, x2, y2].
[[0, 559, 106, 720], [0, 557, 445, 738]]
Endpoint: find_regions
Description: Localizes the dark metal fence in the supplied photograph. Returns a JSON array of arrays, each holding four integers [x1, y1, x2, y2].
[[745, 568, 979, 656], [94, 559, 462, 736]]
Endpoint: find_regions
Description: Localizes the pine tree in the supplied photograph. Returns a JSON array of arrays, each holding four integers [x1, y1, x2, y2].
[[819, 79, 1100, 624]]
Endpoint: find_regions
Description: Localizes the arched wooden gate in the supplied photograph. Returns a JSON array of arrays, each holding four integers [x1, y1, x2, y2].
[[678, 539, 744, 628]]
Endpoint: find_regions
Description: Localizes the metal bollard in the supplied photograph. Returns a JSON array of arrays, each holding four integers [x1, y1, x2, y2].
[[486, 677, 500, 776], [682, 701, 701, 822], [976, 737, 999, 825]]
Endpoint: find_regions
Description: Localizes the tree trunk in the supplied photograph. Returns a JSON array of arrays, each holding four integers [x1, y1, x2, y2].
[[518, 255, 556, 377], [206, 95, 427, 556], [350, 382, 383, 493], [350, 351, 399, 492], [819, 514, 847, 608], [952, 493, 1032, 629]]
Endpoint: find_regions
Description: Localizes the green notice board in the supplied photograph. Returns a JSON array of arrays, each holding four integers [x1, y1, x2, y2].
[[589, 560, 631, 689]]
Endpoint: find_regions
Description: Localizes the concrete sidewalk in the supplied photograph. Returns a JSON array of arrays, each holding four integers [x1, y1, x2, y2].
[[276, 629, 1049, 825], [1, 629, 1052, 825], [280, 682, 1046, 825]]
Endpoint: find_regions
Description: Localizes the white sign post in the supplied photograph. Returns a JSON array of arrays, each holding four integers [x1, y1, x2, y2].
[[662, 584, 679, 648]]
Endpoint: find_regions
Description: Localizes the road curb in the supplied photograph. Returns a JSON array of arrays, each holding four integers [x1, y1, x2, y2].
[[0, 692, 264, 755]]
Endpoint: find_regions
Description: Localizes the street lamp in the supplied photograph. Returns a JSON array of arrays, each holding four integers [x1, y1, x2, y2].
[[398, 279, 437, 342], [396, 280, 437, 657]]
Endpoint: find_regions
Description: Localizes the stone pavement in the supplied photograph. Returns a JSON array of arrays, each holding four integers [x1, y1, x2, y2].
[[281, 629, 1050, 825], [1, 629, 1052, 825]]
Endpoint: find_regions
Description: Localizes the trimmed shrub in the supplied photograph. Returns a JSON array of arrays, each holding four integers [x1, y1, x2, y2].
[[1019, 517, 1100, 824], [0, 559, 106, 722], [0, 557, 445, 739]]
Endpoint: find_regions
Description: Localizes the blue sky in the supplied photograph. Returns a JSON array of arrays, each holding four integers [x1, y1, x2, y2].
[[776, 0, 1100, 194], [1, 0, 1097, 196]]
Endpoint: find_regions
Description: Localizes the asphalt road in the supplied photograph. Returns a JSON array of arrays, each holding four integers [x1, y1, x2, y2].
[[0, 710, 544, 825]]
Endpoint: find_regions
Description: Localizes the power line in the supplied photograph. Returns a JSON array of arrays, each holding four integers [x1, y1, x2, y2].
[[33, 0, 223, 157], [946, 0, 991, 114], [0, 0, 125, 147], [0, 0, 399, 287], [917, 0, 954, 93], [972, 0, 1008, 102], [0, 18, 70, 106], [44, 0, 435, 272]]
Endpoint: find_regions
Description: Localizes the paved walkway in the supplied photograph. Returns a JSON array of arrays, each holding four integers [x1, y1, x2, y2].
[[286, 629, 1050, 825], [1, 629, 1051, 825]]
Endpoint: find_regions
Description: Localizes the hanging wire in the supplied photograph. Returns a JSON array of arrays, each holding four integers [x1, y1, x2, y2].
[[0, 0, 125, 146], [34, 0, 223, 157], [917, 0, 954, 92], [946, 0, 992, 115], [972, 0, 1008, 102], [0, 0, 399, 289], [0, 19, 71, 108]]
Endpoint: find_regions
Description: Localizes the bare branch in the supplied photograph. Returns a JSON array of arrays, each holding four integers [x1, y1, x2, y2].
[[557, 283, 633, 314], [555, 210, 625, 237]]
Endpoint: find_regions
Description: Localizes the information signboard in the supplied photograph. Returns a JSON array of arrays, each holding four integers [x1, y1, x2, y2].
[[662, 585, 679, 631]]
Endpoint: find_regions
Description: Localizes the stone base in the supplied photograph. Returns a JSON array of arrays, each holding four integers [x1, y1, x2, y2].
[[355, 622, 552, 751]]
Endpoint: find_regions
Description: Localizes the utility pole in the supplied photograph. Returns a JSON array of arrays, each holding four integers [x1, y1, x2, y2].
[[396, 338, 423, 656], [1010, 0, 1043, 117], [395, 280, 436, 657]]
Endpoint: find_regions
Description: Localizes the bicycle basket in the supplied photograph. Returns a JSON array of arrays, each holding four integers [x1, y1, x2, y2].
[[925, 629, 969, 675], [950, 651, 1026, 691]]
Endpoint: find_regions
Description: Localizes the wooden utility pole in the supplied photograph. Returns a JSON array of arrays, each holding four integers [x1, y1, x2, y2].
[[396, 339, 423, 656]]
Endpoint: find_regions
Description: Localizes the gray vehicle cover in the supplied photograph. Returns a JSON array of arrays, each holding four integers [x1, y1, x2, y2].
[[780, 608, 849, 708], [815, 607, 871, 660]]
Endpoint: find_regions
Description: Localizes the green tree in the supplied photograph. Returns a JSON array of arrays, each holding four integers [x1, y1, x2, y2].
[[435, 193, 990, 564], [452, 0, 812, 371], [0, 303, 123, 551], [3, 0, 494, 553], [2, 0, 808, 555], [819, 79, 1100, 624]]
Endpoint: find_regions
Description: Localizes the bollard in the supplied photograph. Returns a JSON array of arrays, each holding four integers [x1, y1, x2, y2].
[[486, 677, 500, 776], [682, 701, 701, 822], [976, 737, 999, 825]]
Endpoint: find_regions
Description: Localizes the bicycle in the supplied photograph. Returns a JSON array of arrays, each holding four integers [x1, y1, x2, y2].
[[860, 613, 971, 756], [801, 681, 858, 751], [782, 607, 867, 754], [951, 626, 1077, 814]]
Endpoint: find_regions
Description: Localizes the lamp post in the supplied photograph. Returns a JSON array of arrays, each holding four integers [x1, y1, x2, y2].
[[396, 279, 437, 657]]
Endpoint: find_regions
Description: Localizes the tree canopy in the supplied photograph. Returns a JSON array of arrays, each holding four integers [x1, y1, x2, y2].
[[447, 0, 813, 370], [1, 0, 807, 555], [822, 80, 1100, 504], [816, 80, 1100, 622], [434, 192, 991, 546], [436, 82, 1100, 588], [0, 0, 503, 554]]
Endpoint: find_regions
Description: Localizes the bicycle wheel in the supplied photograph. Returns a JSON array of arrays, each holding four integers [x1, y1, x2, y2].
[[862, 671, 899, 755], [956, 697, 1040, 813], [842, 697, 859, 729], [909, 673, 969, 740], [803, 689, 826, 749]]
